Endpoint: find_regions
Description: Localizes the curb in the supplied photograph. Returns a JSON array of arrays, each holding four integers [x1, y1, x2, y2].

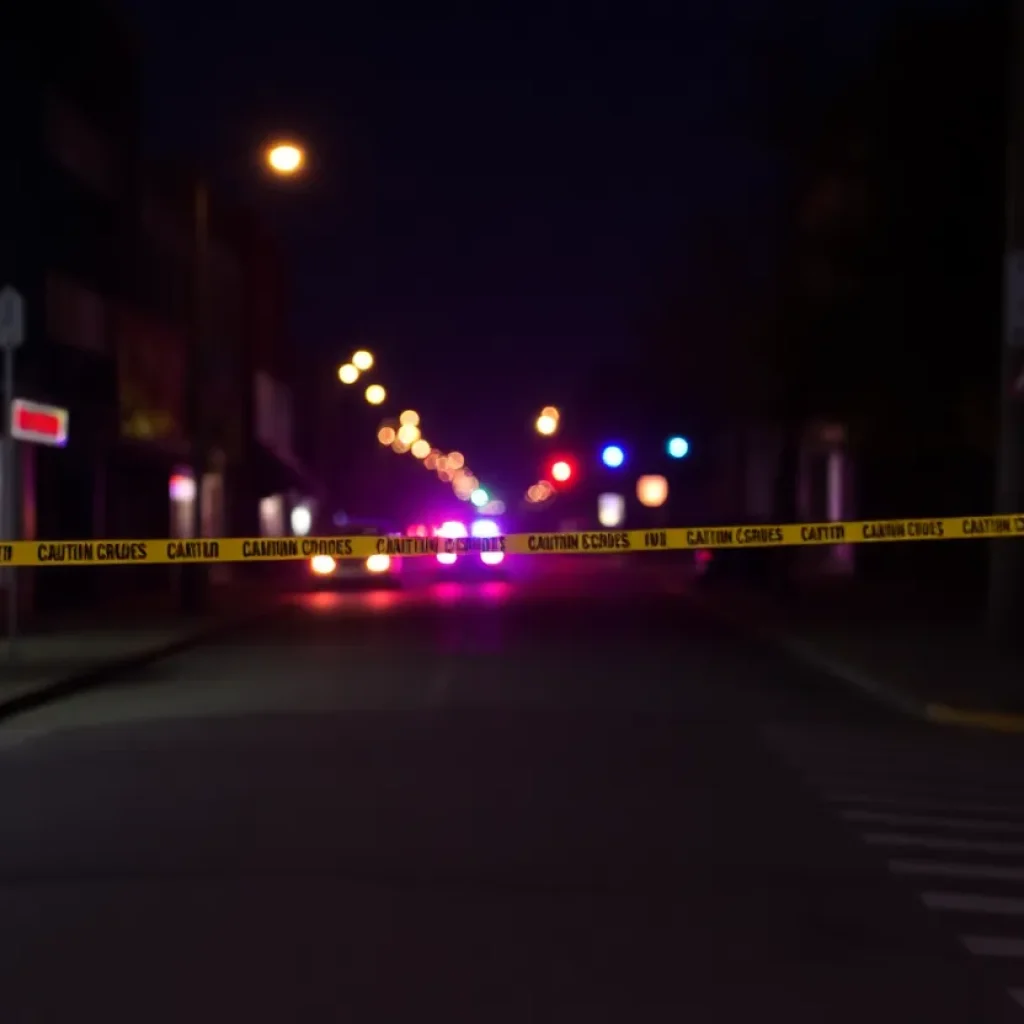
[[0, 599, 288, 724], [689, 588, 1024, 734]]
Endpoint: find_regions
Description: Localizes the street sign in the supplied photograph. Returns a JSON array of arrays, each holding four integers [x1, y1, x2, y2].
[[11, 399, 68, 446], [0, 286, 24, 350]]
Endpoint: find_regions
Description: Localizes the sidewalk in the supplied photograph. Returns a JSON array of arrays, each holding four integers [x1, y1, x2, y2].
[[0, 572, 290, 721], [688, 574, 1024, 732]]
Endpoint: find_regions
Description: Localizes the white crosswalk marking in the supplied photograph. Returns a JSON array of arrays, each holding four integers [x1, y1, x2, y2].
[[763, 722, 1024, 1014]]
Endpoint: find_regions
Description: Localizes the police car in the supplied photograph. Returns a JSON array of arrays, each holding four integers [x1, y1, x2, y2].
[[430, 518, 507, 576]]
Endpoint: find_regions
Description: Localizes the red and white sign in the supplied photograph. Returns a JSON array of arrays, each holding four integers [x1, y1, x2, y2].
[[11, 399, 69, 447]]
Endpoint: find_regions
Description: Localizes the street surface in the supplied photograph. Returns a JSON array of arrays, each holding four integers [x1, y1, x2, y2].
[[1, 557, 1023, 1021]]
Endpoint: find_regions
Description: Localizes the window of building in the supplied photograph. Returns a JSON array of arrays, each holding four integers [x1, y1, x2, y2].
[[45, 272, 107, 354], [44, 93, 114, 196]]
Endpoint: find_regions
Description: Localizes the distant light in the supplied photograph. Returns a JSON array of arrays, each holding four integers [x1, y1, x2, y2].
[[397, 423, 420, 445], [470, 487, 489, 507], [311, 555, 336, 575], [471, 519, 500, 538], [480, 499, 506, 516], [266, 142, 305, 175], [481, 551, 505, 567], [290, 504, 312, 536], [365, 384, 386, 405], [352, 350, 374, 372], [535, 413, 558, 436], [597, 492, 625, 528], [424, 449, 441, 470], [447, 451, 465, 470], [637, 474, 669, 508], [169, 473, 195, 502], [437, 521, 468, 538], [551, 460, 571, 483], [436, 520, 467, 565], [399, 409, 420, 427], [391, 438, 410, 454], [667, 436, 689, 459], [365, 554, 391, 573], [411, 439, 431, 459], [601, 444, 625, 469], [338, 363, 359, 384], [377, 425, 396, 445]]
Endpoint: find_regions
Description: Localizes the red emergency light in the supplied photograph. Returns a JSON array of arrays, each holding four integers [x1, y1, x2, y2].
[[11, 399, 69, 447]]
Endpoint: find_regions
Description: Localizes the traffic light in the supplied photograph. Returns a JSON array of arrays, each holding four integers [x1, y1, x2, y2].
[[666, 436, 690, 459]]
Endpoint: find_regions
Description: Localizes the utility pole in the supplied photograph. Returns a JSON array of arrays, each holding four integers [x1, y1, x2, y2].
[[990, 0, 1024, 643], [181, 179, 209, 613]]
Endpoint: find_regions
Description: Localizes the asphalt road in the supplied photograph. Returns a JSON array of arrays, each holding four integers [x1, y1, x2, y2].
[[1, 558, 1023, 1022]]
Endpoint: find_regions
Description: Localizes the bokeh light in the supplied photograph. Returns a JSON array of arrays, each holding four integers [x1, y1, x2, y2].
[[424, 449, 441, 471], [535, 413, 557, 436], [338, 363, 359, 384], [526, 480, 555, 503], [447, 451, 465, 470], [667, 436, 690, 459], [437, 467, 454, 483], [397, 423, 421, 445], [365, 384, 386, 405], [377, 425, 396, 446], [399, 409, 420, 427], [637, 474, 669, 508], [470, 487, 489, 507], [392, 438, 411, 454], [352, 350, 374, 372], [597, 492, 626, 528], [411, 439, 431, 459], [266, 143, 305, 175], [551, 460, 571, 483], [601, 444, 625, 469]]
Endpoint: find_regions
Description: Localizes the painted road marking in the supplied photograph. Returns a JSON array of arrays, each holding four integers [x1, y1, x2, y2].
[[762, 722, 1024, 1013], [842, 809, 1024, 833], [963, 936, 1024, 959], [863, 833, 1024, 856], [922, 892, 1024, 917]]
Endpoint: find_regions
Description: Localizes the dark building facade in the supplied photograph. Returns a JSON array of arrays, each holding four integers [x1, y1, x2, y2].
[[0, 2, 314, 614]]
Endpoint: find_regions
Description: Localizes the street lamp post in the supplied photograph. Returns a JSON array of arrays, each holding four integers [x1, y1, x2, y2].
[[181, 178, 210, 613], [181, 141, 307, 613]]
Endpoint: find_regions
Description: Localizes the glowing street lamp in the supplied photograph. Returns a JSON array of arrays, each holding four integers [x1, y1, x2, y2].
[[338, 363, 359, 384], [365, 383, 386, 405], [266, 142, 305, 176], [535, 412, 558, 436], [352, 349, 374, 372]]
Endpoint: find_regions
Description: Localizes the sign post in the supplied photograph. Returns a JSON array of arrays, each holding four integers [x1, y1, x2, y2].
[[0, 285, 24, 658]]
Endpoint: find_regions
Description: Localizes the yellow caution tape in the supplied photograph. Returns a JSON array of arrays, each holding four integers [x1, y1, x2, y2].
[[3, 513, 1023, 567]]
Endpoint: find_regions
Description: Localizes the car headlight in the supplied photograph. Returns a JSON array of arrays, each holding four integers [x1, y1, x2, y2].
[[311, 555, 337, 575], [366, 554, 391, 573]]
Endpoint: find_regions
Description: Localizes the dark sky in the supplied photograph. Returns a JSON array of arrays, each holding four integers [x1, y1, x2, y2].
[[123, 0, 940, 490]]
